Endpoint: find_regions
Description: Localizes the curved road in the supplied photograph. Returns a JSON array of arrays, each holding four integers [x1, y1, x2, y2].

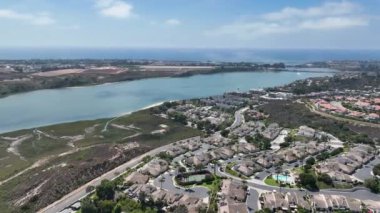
[[215, 166, 380, 203]]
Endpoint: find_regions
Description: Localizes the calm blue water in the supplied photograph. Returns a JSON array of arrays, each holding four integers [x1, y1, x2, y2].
[[1, 48, 380, 64], [0, 71, 332, 133]]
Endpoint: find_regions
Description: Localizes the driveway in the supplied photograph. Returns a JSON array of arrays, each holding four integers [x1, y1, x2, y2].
[[246, 188, 259, 213]]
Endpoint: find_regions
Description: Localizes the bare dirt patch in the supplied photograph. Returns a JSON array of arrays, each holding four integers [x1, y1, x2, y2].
[[4, 135, 33, 160], [140, 65, 214, 72], [31, 69, 85, 77]]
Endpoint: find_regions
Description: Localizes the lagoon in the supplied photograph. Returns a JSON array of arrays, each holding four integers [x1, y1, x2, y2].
[[0, 71, 331, 133]]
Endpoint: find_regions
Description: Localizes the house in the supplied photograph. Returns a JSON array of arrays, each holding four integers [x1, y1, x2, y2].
[[220, 179, 247, 202], [218, 201, 248, 213], [178, 136, 202, 151], [166, 146, 187, 157], [164, 192, 183, 204], [139, 184, 157, 195], [298, 126, 316, 138], [124, 171, 150, 184], [142, 159, 169, 177], [231, 143, 258, 154], [211, 147, 235, 160], [312, 194, 328, 211], [260, 192, 289, 211], [286, 192, 310, 210], [184, 153, 212, 167], [256, 154, 282, 168], [151, 189, 168, 202], [262, 123, 282, 140], [174, 194, 205, 213], [203, 134, 231, 147], [235, 160, 262, 177]]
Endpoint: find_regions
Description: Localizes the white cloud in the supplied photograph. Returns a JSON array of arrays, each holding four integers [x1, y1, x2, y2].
[[206, 1, 369, 39], [95, 0, 133, 19], [263, 1, 358, 21], [0, 9, 55, 26], [300, 17, 368, 30], [165, 18, 181, 26]]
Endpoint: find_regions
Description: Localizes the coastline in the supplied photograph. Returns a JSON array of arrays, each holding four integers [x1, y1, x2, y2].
[[0, 71, 333, 134], [0, 101, 168, 135], [0, 69, 337, 100]]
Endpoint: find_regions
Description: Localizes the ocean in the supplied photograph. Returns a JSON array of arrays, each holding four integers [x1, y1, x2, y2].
[[0, 48, 379, 64]]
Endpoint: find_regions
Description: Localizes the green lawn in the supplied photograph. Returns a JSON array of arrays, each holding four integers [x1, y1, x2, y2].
[[226, 162, 239, 176], [199, 175, 221, 191], [225, 162, 249, 180], [264, 176, 279, 186]]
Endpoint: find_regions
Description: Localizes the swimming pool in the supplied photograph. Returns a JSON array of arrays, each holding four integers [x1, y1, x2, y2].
[[273, 174, 294, 184]]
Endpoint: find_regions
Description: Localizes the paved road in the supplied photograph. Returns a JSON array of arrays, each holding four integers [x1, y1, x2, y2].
[[216, 165, 380, 203], [353, 157, 380, 181], [38, 143, 175, 213], [153, 172, 209, 199], [229, 107, 248, 130]]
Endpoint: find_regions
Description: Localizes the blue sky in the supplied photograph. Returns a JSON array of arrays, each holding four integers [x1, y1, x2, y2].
[[0, 0, 379, 49]]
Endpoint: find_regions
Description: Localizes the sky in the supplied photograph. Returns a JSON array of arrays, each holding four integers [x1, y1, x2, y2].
[[0, 0, 379, 49]]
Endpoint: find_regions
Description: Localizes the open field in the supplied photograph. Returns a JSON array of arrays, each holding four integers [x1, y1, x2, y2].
[[140, 65, 215, 72], [0, 108, 201, 213], [32, 69, 85, 77]]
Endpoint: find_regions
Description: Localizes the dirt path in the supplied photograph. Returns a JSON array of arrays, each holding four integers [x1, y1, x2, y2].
[[4, 135, 33, 160], [14, 179, 50, 207], [0, 144, 105, 187], [0, 158, 48, 186]]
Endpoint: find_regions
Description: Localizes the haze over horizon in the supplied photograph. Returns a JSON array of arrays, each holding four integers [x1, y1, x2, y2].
[[0, 0, 379, 49]]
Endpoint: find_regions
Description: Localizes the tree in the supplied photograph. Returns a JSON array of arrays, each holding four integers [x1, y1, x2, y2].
[[169, 205, 189, 213], [221, 129, 230, 138], [81, 198, 97, 213], [297, 206, 309, 213], [255, 208, 271, 213], [305, 157, 316, 166], [98, 200, 116, 213], [178, 166, 186, 173], [275, 166, 283, 192], [195, 164, 203, 171], [280, 141, 290, 148], [373, 164, 380, 176], [211, 159, 218, 175], [96, 179, 116, 200], [303, 164, 312, 173], [284, 170, 290, 185], [112, 204, 122, 213], [318, 173, 333, 185], [364, 178, 380, 193], [298, 173, 318, 190], [284, 135, 295, 143], [159, 176, 166, 189]]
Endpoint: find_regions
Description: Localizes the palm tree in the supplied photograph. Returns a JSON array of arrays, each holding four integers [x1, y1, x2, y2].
[[159, 176, 166, 189], [242, 180, 247, 188], [211, 159, 218, 175], [275, 166, 283, 193], [284, 170, 290, 185]]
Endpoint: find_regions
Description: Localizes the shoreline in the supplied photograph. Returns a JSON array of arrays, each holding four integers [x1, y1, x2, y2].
[[0, 69, 337, 100], [0, 101, 167, 135], [0, 71, 334, 135]]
